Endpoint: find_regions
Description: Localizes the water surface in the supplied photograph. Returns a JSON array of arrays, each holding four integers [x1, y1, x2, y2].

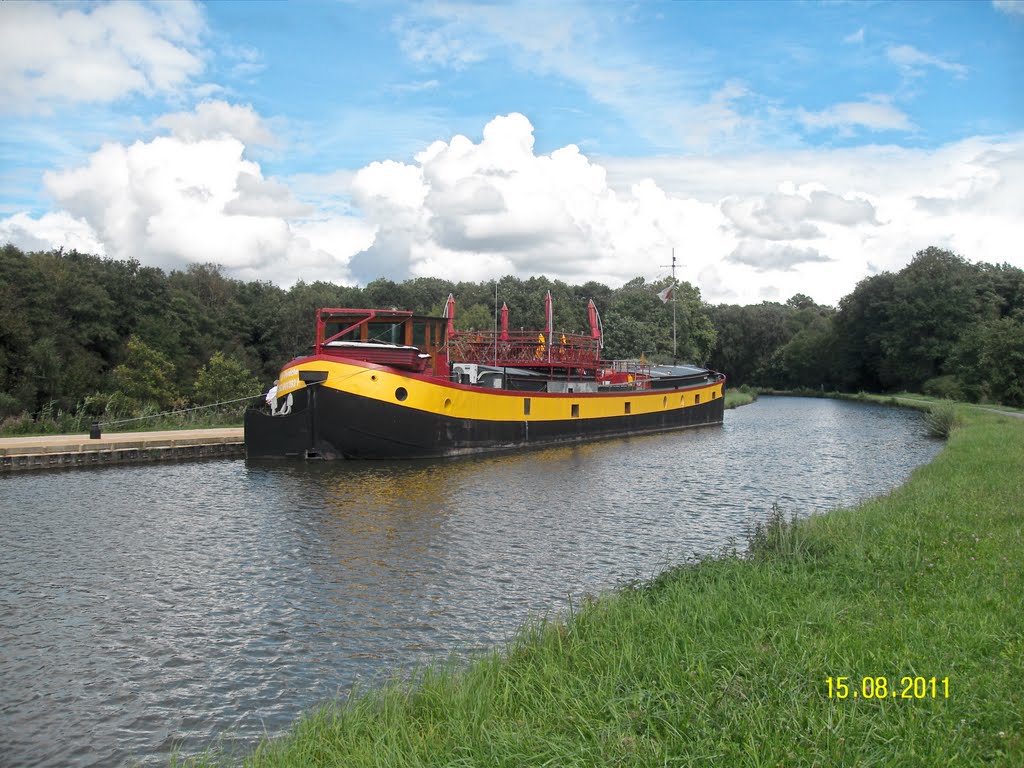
[[0, 397, 942, 766]]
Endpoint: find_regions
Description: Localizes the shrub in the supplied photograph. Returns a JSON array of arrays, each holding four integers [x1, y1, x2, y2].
[[925, 400, 959, 439], [923, 375, 965, 401]]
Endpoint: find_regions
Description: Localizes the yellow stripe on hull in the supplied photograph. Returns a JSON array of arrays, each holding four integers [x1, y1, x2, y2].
[[277, 358, 724, 423]]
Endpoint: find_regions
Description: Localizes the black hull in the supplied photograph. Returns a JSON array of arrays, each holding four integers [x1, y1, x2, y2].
[[245, 384, 725, 461]]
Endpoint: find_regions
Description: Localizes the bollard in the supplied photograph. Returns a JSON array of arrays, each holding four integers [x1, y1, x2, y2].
[[90, 422, 102, 439]]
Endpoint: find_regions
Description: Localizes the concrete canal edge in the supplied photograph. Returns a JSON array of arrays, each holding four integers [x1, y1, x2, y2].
[[0, 428, 244, 472]]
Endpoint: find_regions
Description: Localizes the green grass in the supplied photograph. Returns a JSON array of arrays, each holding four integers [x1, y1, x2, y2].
[[181, 406, 1023, 767], [923, 400, 961, 438], [724, 387, 758, 409]]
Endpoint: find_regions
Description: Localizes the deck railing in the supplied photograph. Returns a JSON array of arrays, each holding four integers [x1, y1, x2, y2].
[[448, 330, 602, 368], [448, 331, 657, 386]]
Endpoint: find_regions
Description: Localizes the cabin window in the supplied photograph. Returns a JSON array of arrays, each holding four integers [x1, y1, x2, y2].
[[412, 322, 427, 347], [625, 402, 631, 414], [524, 398, 531, 416], [695, 394, 701, 404], [571, 403, 580, 418], [395, 387, 408, 402], [712, 391, 717, 399]]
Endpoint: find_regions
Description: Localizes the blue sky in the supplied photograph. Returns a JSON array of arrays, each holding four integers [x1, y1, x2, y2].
[[1, 0, 1022, 306]]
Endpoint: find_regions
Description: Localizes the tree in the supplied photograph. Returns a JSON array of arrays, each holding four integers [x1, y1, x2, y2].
[[761, 314, 837, 389], [193, 352, 261, 407], [453, 303, 493, 331], [949, 317, 1024, 406], [111, 336, 178, 410], [707, 302, 794, 385]]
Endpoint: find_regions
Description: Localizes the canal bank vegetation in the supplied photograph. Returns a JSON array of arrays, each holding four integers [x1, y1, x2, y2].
[[724, 385, 757, 409], [183, 406, 1023, 766], [3, 244, 1022, 435]]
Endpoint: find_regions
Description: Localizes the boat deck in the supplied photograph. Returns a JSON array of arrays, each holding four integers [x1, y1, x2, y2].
[[0, 428, 244, 472]]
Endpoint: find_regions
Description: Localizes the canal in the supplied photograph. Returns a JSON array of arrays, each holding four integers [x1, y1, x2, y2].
[[0, 397, 942, 767]]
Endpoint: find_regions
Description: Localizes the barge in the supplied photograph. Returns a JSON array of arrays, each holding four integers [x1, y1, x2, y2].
[[244, 293, 725, 460]]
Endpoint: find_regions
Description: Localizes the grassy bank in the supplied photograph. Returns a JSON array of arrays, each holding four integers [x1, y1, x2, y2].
[[187, 405, 1022, 767], [724, 386, 758, 409]]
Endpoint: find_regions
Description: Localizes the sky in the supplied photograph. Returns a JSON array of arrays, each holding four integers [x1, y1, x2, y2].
[[1, 0, 1022, 307]]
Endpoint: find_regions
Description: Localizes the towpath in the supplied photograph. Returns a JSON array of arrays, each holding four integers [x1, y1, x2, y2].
[[0, 428, 244, 472]]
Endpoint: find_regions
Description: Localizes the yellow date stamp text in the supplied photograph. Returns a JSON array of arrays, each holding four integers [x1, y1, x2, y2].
[[826, 676, 950, 700]]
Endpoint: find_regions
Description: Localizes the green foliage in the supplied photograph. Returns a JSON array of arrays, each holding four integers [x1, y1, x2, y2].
[[922, 375, 965, 401], [602, 277, 715, 364], [724, 388, 757, 409], [2, 242, 1022, 434], [833, 247, 1015, 396], [111, 336, 178, 409], [924, 400, 960, 438], [950, 317, 1024, 407], [708, 297, 835, 387], [452, 303, 494, 331], [193, 352, 261, 408], [747, 503, 830, 561], [706, 248, 1024, 404]]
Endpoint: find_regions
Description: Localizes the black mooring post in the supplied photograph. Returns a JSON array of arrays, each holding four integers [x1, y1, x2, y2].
[[90, 422, 102, 439]]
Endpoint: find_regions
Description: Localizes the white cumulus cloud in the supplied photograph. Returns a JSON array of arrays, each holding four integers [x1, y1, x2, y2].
[[154, 100, 277, 146], [0, 0, 205, 113], [345, 113, 727, 287], [4, 102, 373, 285], [4, 110, 1022, 309], [0, 211, 106, 255]]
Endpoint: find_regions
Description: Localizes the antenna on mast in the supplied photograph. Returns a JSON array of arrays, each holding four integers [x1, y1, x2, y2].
[[660, 248, 685, 364]]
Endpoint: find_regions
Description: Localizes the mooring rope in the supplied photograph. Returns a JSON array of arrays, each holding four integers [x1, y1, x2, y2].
[[92, 392, 266, 434], [91, 365, 376, 438]]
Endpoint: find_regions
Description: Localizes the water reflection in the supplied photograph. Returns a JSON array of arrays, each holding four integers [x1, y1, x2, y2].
[[0, 397, 941, 767]]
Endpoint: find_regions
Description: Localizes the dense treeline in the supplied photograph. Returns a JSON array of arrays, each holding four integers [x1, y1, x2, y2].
[[707, 246, 1024, 405], [1, 243, 1022, 432]]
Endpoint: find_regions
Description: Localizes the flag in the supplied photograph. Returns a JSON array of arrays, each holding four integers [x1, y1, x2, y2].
[[658, 284, 675, 303]]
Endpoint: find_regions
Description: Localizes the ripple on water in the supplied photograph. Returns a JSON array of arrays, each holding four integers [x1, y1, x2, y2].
[[0, 397, 941, 767]]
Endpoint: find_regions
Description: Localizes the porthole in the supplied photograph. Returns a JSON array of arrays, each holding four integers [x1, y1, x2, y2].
[[370, 374, 378, 382], [395, 387, 408, 401], [443, 397, 452, 410]]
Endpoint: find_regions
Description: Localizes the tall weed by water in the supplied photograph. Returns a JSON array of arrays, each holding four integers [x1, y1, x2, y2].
[[924, 399, 959, 438], [746, 503, 831, 562]]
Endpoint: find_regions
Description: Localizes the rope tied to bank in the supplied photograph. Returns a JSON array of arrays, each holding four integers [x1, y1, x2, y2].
[[89, 392, 266, 439]]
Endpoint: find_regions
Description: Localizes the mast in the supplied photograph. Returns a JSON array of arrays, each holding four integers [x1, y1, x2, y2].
[[662, 249, 678, 364]]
